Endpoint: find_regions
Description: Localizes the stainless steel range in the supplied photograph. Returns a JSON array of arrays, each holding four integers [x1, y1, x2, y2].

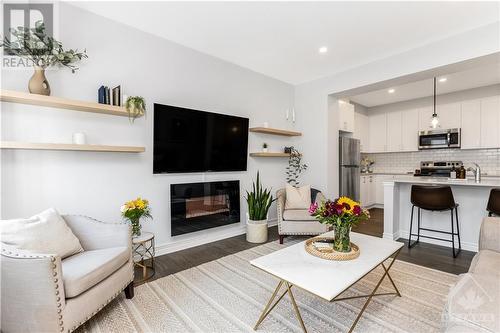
[[416, 161, 463, 177]]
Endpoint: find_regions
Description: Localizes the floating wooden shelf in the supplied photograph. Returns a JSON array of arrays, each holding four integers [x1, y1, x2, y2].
[[0, 141, 145, 153], [249, 127, 302, 137], [0, 90, 140, 118], [250, 152, 291, 157]]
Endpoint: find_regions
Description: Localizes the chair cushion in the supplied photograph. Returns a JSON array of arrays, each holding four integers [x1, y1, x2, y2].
[[283, 209, 316, 221], [468, 250, 500, 276], [285, 184, 311, 209], [0, 208, 83, 259], [62, 246, 129, 298]]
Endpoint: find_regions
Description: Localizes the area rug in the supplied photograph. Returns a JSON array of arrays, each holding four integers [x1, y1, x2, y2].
[[75, 241, 458, 333]]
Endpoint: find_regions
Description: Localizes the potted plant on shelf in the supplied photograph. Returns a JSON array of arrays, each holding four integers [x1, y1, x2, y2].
[[262, 143, 268, 153], [121, 197, 152, 237], [1, 21, 87, 96], [125, 96, 146, 122], [309, 197, 369, 252], [285, 147, 307, 187], [245, 172, 275, 243]]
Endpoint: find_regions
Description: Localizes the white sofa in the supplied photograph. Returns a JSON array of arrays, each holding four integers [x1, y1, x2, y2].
[[445, 217, 500, 332], [1, 215, 134, 333], [276, 188, 329, 244]]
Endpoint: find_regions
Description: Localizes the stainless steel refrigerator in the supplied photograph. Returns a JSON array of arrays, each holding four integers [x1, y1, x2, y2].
[[339, 137, 360, 201]]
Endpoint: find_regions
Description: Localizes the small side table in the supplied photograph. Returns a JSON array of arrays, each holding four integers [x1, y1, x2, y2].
[[132, 232, 155, 285]]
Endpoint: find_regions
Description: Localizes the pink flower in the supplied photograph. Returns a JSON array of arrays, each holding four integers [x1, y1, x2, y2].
[[308, 202, 318, 214], [353, 205, 362, 216]]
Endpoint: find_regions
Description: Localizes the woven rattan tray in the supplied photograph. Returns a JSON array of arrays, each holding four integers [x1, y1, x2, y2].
[[305, 236, 360, 261]]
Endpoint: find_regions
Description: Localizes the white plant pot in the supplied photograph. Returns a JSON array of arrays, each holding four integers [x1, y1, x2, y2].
[[262, 148, 268, 153], [246, 213, 268, 243]]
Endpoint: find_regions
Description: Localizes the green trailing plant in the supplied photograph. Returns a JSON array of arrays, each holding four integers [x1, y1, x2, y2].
[[262, 143, 268, 149], [125, 96, 146, 122], [245, 172, 276, 221], [1, 21, 87, 72], [286, 147, 307, 187]]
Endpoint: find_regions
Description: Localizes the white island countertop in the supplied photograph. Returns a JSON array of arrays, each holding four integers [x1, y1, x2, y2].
[[385, 175, 500, 187]]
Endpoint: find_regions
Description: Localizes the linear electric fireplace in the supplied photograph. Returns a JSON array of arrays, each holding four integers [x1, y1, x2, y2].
[[170, 181, 240, 236]]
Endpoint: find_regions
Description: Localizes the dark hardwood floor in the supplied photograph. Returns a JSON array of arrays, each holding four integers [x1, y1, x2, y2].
[[140, 208, 475, 284]]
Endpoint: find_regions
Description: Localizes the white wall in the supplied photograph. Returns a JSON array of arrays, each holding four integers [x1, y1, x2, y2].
[[294, 22, 500, 199], [0, 3, 300, 253]]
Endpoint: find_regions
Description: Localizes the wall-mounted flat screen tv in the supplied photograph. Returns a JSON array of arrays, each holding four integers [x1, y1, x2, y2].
[[153, 103, 249, 173]]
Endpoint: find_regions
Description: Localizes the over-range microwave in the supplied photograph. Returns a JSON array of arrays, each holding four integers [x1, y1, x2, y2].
[[418, 128, 461, 150]]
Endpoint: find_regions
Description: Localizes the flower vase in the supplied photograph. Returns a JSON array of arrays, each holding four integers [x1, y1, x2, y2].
[[130, 218, 142, 237], [29, 66, 51, 95], [333, 223, 351, 252]]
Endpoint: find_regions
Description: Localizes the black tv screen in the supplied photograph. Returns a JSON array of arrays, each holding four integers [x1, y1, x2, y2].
[[153, 103, 249, 173]]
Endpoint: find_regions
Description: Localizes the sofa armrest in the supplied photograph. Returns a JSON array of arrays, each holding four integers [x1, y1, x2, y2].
[[479, 217, 500, 252], [1, 244, 65, 333], [62, 215, 131, 251]]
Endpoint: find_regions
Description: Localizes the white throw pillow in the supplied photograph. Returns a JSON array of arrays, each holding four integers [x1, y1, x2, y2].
[[0, 208, 83, 259], [285, 184, 311, 209]]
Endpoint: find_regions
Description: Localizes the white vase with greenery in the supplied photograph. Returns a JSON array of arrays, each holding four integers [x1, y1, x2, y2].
[[245, 172, 275, 243]]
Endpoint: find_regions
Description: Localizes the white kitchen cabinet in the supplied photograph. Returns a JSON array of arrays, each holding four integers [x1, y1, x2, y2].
[[437, 103, 461, 129], [368, 113, 387, 152], [360, 175, 374, 207], [354, 112, 369, 152], [386, 111, 402, 152], [418, 106, 433, 131], [461, 99, 481, 149], [401, 108, 419, 151], [480, 96, 500, 148], [339, 102, 355, 133]]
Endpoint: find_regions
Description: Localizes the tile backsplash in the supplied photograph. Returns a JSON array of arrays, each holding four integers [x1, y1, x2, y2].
[[363, 148, 500, 176]]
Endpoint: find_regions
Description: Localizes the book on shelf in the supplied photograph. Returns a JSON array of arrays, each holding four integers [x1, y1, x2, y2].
[[98, 86, 106, 104], [112, 85, 121, 106]]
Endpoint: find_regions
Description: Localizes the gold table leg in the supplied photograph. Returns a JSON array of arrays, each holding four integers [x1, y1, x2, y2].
[[254, 248, 402, 333]]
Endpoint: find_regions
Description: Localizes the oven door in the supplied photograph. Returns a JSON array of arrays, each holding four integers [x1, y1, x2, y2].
[[419, 129, 450, 149]]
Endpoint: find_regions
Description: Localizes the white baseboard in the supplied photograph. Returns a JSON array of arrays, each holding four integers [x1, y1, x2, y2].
[[155, 218, 278, 256], [398, 230, 478, 252]]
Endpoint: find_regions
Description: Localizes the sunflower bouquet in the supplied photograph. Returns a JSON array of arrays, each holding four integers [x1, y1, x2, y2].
[[309, 197, 369, 252], [121, 197, 152, 237]]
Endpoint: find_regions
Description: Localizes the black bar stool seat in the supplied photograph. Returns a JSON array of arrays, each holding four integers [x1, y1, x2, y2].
[[487, 188, 500, 216], [408, 185, 461, 257]]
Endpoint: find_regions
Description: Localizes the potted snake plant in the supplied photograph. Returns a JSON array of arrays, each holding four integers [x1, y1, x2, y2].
[[245, 172, 275, 243]]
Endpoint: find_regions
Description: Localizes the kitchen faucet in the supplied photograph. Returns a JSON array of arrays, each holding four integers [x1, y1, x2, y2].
[[468, 163, 481, 182]]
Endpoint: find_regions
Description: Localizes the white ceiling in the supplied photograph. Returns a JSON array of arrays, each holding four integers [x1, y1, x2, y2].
[[349, 62, 500, 107], [69, 1, 500, 84]]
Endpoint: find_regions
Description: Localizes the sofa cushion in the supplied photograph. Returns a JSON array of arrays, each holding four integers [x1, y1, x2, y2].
[[283, 209, 317, 221], [62, 246, 129, 298], [468, 250, 500, 276], [285, 184, 311, 209], [1, 208, 83, 259], [446, 272, 499, 332]]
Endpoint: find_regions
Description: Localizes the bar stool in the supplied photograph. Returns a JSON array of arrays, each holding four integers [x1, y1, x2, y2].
[[486, 188, 500, 216], [408, 185, 461, 258]]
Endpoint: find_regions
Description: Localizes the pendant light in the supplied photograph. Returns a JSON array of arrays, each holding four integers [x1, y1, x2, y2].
[[430, 77, 440, 128]]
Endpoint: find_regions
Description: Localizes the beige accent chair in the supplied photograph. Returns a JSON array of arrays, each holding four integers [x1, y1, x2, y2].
[[1, 215, 134, 333], [445, 217, 500, 332], [276, 188, 329, 244]]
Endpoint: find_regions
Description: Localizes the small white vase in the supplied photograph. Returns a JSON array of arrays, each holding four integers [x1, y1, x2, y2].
[[246, 213, 268, 243], [262, 147, 268, 153]]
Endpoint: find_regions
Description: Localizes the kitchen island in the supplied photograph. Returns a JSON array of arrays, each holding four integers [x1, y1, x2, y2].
[[383, 176, 500, 252]]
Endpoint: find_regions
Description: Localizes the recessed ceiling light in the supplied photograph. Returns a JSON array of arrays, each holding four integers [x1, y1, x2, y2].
[[338, 100, 346, 104], [388, 88, 395, 93], [439, 77, 447, 82], [318, 46, 328, 54]]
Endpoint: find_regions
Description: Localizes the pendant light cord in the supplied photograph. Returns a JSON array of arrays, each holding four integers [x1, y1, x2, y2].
[[433, 77, 437, 117]]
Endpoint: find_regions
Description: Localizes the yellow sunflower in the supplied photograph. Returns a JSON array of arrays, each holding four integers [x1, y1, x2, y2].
[[337, 196, 359, 213]]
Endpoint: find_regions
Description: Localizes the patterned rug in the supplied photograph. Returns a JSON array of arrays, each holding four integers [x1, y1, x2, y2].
[[75, 240, 458, 332]]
